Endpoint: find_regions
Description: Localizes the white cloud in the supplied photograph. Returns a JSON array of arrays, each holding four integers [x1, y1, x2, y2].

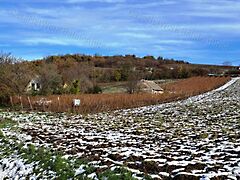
[[19, 36, 125, 49], [156, 40, 194, 45], [20, 37, 101, 48], [117, 32, 153, 39], [20, 38, 69, 46]]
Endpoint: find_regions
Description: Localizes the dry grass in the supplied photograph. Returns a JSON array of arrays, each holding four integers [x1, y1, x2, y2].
[[161, 76, 230, 96], [11, 77, 230, 114]]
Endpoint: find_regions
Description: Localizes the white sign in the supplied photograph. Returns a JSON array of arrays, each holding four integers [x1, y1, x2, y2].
[[73, 99, 81, 106]]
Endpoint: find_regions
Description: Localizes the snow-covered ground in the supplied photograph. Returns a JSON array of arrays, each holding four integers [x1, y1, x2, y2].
[[0, 78, 240, 179]]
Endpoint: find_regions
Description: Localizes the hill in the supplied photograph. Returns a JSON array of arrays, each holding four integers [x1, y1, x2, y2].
[[0, 52, 239, 102], [30, 54, 236, 84]]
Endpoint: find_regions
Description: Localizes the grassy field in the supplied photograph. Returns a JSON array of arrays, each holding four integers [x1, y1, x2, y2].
[[100, 81, 127, 93], [11, 76, 230, 114], [100, 79, 179, 93]]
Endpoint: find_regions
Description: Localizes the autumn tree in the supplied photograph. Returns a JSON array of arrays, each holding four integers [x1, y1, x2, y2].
[[119, 61, 132, 81], [126, 69, 142, 94], [178, 66, 190, 79], [114, 70, 121, 81], [0, 53, 33, 104], [37, 63, 63, 95], [61, 62, 94, 93]]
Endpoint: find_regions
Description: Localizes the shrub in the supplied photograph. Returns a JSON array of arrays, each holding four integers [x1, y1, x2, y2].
[[88, 85, 102, 94], [69, 80, 81, 94]]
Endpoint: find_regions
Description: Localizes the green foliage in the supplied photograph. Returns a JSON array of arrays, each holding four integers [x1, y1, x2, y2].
[[53, 154, 75, 178], [114, 70, 121, 81], [0, 129, 148, 179], [0, 138, 139, 179], [0, 130, 3, 138], [0, 118, 17, 129], [19, 144, 77, 178], [98, 168, 136, 180], [70, 80, 81, 94], [88, 85, 102, 94]]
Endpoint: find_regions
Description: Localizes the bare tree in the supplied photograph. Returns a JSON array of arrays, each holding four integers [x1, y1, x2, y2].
[[37, 63, 63, 95], [126, 69, 141, 94], [0, 53, 33, 100], [61, 62, 94, 93]]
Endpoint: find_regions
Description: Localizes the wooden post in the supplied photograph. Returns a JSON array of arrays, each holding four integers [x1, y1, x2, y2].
[[10, 96, 14, 108], [43, 101, 45, 112], [19, 96, 23, 110], [57, 96, 60, 112], [72, 100, 75, 113], [28, 96, 33, 111]]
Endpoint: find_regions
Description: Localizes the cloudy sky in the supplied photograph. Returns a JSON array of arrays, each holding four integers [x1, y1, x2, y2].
[[0, 0, 240, 65]]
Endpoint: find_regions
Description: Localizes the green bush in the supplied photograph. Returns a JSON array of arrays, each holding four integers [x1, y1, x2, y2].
[[70, 80, 81, 94], [88, 85, 102, 94]]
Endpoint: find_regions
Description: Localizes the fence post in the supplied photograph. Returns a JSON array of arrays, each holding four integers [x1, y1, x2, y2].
[[10, 96, 14, 109], [28, 96, 33, 111], [19, 96, 23, 110], [58, 96, 60, 112], [43, 102, 45, 112]]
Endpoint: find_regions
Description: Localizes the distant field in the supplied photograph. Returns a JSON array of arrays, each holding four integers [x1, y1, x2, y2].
[[100, 79, 179, 93], [11, 77, 230, 114], [99, 81, 127, 93]]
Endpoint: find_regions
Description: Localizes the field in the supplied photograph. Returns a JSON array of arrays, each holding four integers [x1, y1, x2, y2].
[[11, 77, 230, 114], [0, 77, 239, 179]]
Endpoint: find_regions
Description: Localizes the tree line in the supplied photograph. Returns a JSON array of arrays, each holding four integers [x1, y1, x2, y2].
[[0, 52, 235, 104]]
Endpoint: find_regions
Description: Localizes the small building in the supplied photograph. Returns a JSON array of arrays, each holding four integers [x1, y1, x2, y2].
[[138, 79, 164, 94], [26, 77, 41, 92]]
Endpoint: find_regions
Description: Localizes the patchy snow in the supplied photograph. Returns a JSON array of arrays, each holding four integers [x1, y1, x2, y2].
[[0, 78, 240, 179], [75, 165, 86, 176], [213, 77, 240, 92], [0, 157, 35, 179], [87, 172, 98, 179]]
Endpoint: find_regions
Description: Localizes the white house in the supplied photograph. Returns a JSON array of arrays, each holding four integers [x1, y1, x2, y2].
[[138, 80, 164, 94], [26, 77, 41, 92]]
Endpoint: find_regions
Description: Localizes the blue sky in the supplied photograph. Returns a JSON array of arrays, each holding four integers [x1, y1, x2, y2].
[[0, 0, 240, 65]]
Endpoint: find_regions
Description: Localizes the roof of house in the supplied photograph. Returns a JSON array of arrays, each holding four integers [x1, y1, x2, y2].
[[140, 80, 163, 91]]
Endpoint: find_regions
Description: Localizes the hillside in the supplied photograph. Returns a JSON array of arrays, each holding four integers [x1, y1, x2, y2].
[[0, 53, 238, 102], [30, 54, 236, 84]]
